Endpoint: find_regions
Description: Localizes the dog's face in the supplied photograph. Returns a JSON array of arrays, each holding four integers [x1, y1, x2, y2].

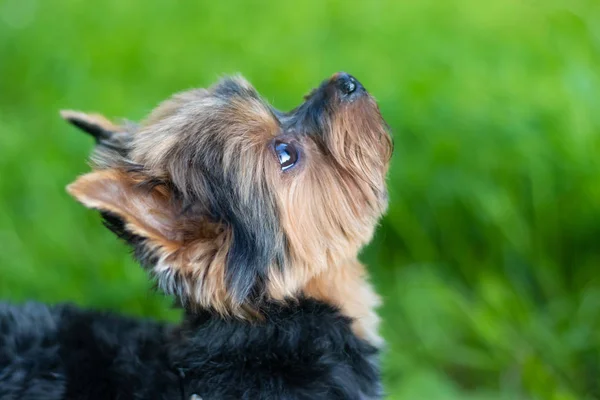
[[65, 73, 392, 316]]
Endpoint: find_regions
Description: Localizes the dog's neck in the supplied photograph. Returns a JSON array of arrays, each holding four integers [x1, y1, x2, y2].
[[179, 257, 382, 347], [302, 259, 382, 347]]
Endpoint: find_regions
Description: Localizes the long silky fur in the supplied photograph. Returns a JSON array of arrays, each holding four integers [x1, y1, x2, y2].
[[0, 73, 392, 399]]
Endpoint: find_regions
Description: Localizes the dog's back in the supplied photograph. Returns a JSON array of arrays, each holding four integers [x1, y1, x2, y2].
[[0, 299, 380, 400], [0, 302, 176, 399]]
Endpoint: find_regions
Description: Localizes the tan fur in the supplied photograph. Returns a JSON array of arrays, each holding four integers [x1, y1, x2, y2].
[[67, 169, 180, 248], [67, 169, 246, 317], [64, 73, 392, 345], [304, 259, 383, 347]]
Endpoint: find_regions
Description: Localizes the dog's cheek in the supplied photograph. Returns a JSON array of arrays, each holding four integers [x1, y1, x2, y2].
[[225, 214, 275, 305]]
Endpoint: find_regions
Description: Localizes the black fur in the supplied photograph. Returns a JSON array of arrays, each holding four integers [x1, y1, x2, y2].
[[63, 116, 114, 143], [0, 299, 381, 399], [100, 212, 159, 271]]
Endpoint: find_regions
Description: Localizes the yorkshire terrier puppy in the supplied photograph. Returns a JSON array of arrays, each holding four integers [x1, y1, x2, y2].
[[0, 72, 392, 399]]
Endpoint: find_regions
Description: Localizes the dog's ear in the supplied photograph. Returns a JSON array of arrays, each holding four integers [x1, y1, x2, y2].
[[60, 110, 120, 142], [67, 169, 179, 250], [67, 169, 237, 310], [60, 110, 134, 159]]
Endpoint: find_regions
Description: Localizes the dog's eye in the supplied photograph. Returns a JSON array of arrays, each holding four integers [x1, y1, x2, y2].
[[274, 141, 299, 171]]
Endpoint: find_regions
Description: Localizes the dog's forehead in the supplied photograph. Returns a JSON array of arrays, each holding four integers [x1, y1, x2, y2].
[[144, 76, 277, 131], [211, 75, 261, 100], [203, 76, 281, 132]]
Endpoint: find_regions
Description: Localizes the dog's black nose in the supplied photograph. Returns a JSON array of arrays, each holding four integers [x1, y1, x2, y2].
[[332, 72, 361, 95]]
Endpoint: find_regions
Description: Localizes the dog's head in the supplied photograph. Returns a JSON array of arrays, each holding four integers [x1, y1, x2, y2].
[[64, 73, 392, 316]]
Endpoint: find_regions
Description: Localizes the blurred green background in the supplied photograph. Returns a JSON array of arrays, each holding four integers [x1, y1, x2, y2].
[[1, 0, 600, 398]]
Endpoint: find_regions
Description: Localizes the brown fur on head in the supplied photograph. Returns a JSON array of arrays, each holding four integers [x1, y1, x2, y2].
[[63, 73, 392, 343]]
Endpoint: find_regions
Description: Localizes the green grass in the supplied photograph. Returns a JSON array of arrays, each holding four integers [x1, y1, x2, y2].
[[1, 0, 600, 398]]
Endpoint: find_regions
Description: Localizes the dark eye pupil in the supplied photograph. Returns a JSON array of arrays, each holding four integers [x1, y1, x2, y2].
[[275, 141, 298, 171]]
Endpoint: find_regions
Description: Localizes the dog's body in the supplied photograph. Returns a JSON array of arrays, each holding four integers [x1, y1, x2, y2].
[[0, 299, 379, 399], [0, 73, 392, 399]]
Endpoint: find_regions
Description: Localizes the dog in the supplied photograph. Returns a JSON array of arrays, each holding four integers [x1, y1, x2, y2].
[[0, 72, 392, 399]]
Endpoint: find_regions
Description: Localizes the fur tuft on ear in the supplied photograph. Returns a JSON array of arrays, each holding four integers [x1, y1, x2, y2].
[[60, 110, 135, 162], [60, 110, 119, 142]]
